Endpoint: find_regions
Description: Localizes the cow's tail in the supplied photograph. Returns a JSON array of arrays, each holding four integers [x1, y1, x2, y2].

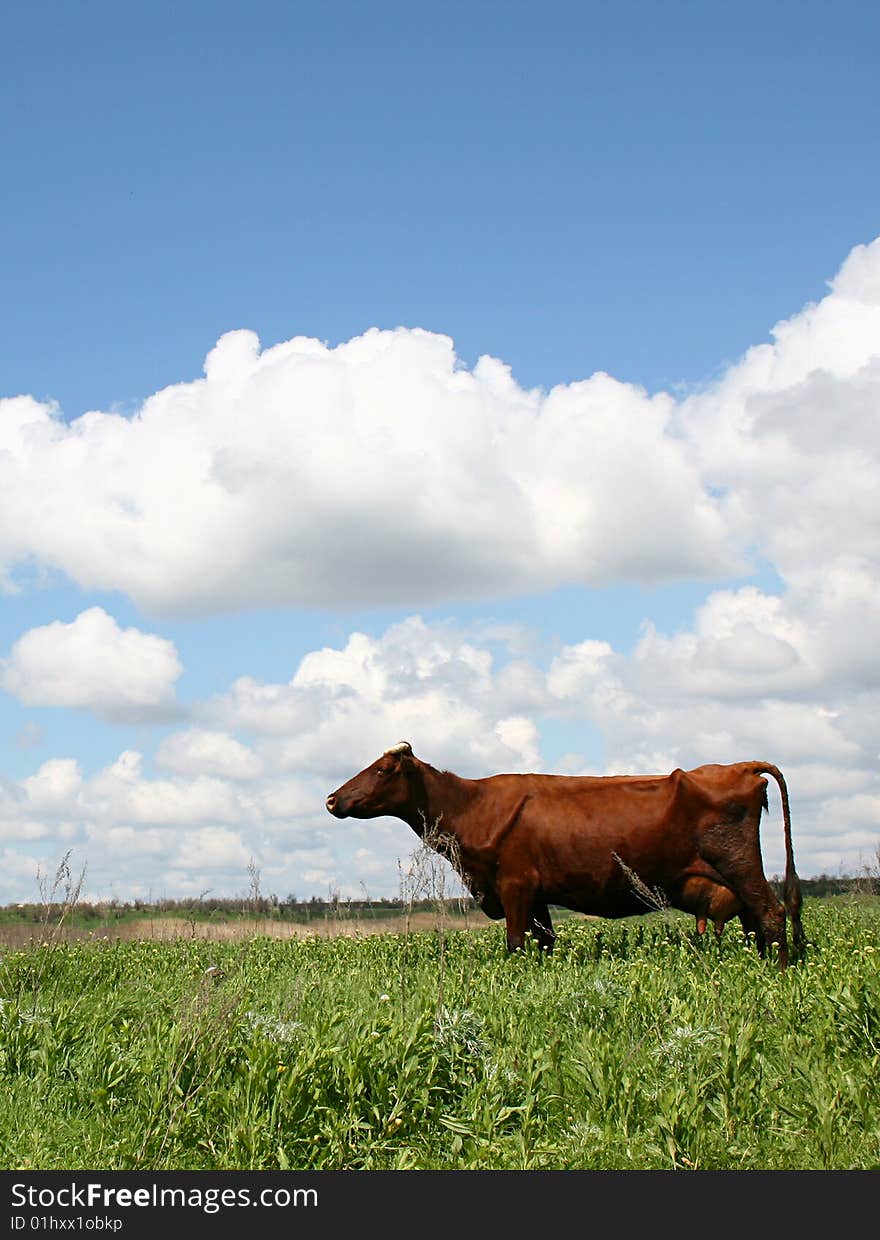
[[753, 762, 806, 960]]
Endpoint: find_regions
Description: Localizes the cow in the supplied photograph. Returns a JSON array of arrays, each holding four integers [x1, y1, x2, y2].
[[325, 741, 806, 967]]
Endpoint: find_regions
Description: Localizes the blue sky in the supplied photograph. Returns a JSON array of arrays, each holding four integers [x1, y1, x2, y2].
[[1, 0, 879, 903]]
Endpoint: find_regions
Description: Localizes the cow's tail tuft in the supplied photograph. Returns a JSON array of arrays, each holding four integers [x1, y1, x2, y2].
[[754, 762, 806, 961]]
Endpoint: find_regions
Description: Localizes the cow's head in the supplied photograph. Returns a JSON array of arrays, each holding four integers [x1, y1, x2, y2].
[[325, 741, 419, 820]]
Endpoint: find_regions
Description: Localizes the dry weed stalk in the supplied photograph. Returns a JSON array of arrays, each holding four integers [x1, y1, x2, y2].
[[397, 815, 475, 1016], [611, 852, 736, 1027], [36, 850, 87, 943], [0, 851, 88, 1013], [854, 844, 880, 898], [399, 815, 475, 927], [611, 852, 670, 914], [246, 858, 262, 935]]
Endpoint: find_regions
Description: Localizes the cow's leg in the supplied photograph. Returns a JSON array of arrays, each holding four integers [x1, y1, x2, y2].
[[529, 898, 556, 953], [695, 916, 708, 936], [498, 875, 535, 953], [738, 908, 765, 953], [757, 901, 787, 967]]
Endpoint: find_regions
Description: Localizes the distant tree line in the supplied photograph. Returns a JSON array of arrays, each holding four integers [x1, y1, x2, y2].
[[770, 874, 879, 899], [0, 893, 479, 925], [0, 874, 875, 925]]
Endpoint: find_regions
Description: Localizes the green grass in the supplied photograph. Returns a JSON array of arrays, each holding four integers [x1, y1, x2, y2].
[[1, 898, 878, 1170]]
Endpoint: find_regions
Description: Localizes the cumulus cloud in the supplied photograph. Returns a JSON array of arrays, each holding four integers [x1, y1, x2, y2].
[[0, 327, 736, 615], [1, 239, 874, 631], [0, 742, 330, 903], [207, 615, 542, 777], [0, 617, 573, 900], [0, 239, 876, 625], [680, 237, 880, 599], [86, 751, 259, 827], [173, 827, 253, 872], [21, 758, 83, 812], [1, 608, 184, 723], [156, 729, 264, 780]]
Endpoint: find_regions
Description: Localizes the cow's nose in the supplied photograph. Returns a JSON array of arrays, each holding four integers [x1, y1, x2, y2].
[[325, 795, 337, 813]]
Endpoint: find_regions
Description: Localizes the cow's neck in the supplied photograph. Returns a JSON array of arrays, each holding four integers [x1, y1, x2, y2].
[[403, 762, 478, 841]]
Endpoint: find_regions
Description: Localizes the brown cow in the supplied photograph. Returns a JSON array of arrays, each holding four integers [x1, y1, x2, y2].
[[326, 741, 806, 967]]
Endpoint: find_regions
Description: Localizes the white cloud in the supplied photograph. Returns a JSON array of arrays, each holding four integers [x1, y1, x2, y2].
[[173, 827, 253, 872], [493, 716, 541, 768], [0, 617, 568, 900], [156, 729, 263, 780], [0, 326, 735, 615], [23, 239, 880, 627], [22, 758, 82, 812], [87, 760, 258, 828], [208, 615, 540, 777], [547, 640, 617, 702], [1, 608, 184, 723], [680, 238, 880, 598], [0, 744, 332, 902], [0, 240, 876, 630]]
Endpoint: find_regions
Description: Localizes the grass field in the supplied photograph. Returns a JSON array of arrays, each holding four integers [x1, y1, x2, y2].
[[1, 897, 878, 1171]]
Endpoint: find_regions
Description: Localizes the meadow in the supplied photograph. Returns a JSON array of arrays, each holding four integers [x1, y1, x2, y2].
[[1, 897, 878, 1171]]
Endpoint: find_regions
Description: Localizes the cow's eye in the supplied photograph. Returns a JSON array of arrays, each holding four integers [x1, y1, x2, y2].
[[376, 767, 389, 776]]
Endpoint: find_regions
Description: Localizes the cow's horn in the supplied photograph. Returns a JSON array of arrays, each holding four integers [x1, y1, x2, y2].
[[384, 741, 413, 756]]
